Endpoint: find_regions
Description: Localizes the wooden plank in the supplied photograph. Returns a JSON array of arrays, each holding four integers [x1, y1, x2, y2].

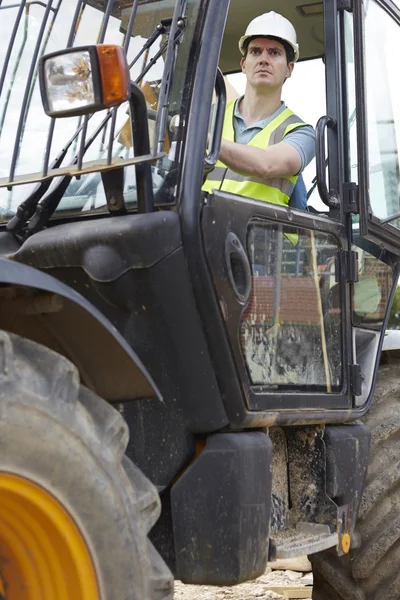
[[263, 587, 313, 599], [0, 153, 165, 189]]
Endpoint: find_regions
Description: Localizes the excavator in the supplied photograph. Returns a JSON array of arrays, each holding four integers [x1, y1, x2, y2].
[[0, 0, 399, 598]]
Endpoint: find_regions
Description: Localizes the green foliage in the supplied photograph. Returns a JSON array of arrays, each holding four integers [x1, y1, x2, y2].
[[388, 286, 400, 329]]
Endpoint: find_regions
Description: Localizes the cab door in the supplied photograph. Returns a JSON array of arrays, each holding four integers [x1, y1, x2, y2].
[[180, 0, 398, 425], [198, 0, 357, 416], [341, 0, 400, 406]]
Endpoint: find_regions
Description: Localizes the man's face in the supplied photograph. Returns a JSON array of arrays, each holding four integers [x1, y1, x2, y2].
[[241, 37, 294, 90]]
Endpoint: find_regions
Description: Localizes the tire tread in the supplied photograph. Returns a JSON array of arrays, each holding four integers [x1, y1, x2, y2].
[[312, 361, 400, 600]]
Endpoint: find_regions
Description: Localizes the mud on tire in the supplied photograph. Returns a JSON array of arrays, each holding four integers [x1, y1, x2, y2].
[[0, 330, 173, 600], [311, 360, 400, 600]]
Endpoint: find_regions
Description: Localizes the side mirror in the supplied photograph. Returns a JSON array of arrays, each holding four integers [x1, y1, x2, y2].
[[39, 45, 130, 118]]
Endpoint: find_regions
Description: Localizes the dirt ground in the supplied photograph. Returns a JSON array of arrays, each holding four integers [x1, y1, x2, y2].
[[174, 568, 313, 600]]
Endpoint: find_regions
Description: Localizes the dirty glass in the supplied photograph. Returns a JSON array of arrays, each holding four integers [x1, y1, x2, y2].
[[0, 0, 200, 220], [240, 222, 342, 392], [352, 248, 393, 329]]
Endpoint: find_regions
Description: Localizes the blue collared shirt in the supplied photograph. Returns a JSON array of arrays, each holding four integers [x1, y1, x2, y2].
[[233, 99, 315, 174], [232, 98, 314, 209]]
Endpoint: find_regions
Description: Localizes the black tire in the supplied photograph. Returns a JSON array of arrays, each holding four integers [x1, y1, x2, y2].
[[0, 330, 173, 600], [311, 360, 400, 600]]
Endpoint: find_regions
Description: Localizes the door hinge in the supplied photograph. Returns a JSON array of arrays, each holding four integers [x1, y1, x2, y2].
[[338, 0, 353, 11], [349, 364, 362, 396], [340, 250, 359, 283], [101, 168, 127, 216], [348, 250, 359, 283], [343, 182, 359, 214]]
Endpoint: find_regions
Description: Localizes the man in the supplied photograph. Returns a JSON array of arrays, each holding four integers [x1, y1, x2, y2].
[[203, 12, 315, 210]]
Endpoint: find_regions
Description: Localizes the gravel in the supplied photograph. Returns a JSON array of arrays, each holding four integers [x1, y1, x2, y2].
[[174, 568, 313, 600]]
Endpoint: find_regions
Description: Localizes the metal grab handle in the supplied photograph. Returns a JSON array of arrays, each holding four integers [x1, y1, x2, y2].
[[204, 67, 226, 171], [316, 115, 340, 208], [129, 82, 154, 214]]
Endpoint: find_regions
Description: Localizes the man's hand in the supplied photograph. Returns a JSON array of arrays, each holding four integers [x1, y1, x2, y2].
[[219, 139, 302, 179]]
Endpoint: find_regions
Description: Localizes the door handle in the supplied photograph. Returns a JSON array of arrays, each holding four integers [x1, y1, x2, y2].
[[316, 115, 340, 209], [204, 68, 226, 173]]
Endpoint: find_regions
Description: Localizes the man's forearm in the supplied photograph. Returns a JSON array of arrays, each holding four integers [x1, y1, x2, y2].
[[219, 139, 302, 179]]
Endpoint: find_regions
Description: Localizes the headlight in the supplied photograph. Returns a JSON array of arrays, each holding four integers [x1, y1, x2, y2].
[[39, 45, 130, 118]]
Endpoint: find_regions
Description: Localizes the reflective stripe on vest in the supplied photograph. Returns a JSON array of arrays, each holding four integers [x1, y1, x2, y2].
[[202, 101, 308, 206]]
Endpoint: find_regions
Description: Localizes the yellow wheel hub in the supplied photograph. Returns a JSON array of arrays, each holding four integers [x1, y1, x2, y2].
[[0, 473, 99, 599]]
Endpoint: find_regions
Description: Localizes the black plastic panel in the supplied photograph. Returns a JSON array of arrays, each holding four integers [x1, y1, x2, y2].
[[11, 211, 182, 281], [9, 213, 229, 488], [0, 257, 158, 402], [171, 432, 272, 585], [324, 424, 371, 507]]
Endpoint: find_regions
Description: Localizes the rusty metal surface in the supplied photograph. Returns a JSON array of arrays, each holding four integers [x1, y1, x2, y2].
[[270, 524, 338, 559], [269, 427, 289, 532], [286, 426, 338, 527]]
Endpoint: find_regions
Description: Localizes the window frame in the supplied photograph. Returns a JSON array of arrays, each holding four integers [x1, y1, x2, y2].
[[352, 0, 400, 253], [201, 193, 352, 411]]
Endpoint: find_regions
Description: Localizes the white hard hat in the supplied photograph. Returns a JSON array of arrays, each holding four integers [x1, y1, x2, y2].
[[238, 12, 299, 62]]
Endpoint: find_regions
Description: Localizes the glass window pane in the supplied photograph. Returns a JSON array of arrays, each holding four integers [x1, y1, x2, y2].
[[0, 0, 201, 220], [344, 12, 358, 185], [240, 221, 342, 393], [364, 2, 400, 225], [352, 248, 393, 328]]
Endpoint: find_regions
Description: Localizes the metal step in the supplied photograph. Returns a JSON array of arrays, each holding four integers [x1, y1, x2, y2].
[[269, 523, 338, 559]]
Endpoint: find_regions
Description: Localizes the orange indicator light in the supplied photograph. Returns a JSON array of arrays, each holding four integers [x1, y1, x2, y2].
[[96, 45, 129, 107]]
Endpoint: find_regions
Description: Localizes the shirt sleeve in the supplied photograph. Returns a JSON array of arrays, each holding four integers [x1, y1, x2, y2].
[[281, 125, 316, 173]]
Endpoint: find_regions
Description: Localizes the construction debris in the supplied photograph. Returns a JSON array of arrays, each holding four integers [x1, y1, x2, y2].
[[174, 568, 313, 600], [262, 587, 312, 599], [268, 557, 312, 572]]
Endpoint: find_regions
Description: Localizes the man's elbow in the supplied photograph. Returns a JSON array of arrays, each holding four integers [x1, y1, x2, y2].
[[258, 159, 301, 180], [269, 146, 302, 178], [255, 163, 275, 180], [254, 147, 302, 179]]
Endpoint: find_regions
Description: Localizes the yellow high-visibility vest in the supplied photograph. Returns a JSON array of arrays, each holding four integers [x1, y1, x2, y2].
[[202, 101, 308, 206]]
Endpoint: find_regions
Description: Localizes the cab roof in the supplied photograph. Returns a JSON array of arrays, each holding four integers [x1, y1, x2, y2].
[[220, 0, 324, 73], [86, 0, 325, 73]]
